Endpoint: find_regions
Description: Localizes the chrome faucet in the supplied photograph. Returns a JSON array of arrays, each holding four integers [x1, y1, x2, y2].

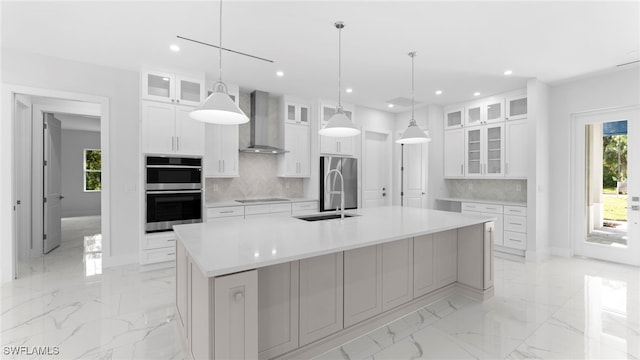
[[325, 169, 345, 220]]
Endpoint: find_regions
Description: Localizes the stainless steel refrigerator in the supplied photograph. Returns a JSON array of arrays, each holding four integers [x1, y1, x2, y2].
[[320, 156, 358, 211]]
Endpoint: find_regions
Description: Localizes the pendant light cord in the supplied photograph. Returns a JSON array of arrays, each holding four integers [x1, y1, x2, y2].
[[410, 51, 416, 125], [218, 0, 223, 83], [335, 22, 345, 111]]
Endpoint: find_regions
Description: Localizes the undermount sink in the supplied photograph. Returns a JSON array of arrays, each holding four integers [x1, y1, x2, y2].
[[295, 213, 359, 222]]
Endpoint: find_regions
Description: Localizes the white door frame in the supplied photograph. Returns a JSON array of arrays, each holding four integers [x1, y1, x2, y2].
[[2, 84, 110, 281], [362, 129, 393, 207], [569, 105, 640, 266]]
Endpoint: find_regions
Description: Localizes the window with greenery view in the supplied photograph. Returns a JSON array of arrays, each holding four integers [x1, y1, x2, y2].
[[84, 149, 102, 191]]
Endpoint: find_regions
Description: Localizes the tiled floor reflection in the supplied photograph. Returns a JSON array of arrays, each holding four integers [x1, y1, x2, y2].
[[2, 220, 639, 359], [315, 257, 640, 360]]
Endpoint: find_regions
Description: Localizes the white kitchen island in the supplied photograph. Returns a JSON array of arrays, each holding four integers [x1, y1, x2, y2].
[[174, 206, 495, 360]]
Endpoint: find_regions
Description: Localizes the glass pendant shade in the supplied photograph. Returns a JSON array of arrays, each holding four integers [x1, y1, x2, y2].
[[397, 120, 431, 144], [319, 109, 360, 137], [189, 83, 248, 125]]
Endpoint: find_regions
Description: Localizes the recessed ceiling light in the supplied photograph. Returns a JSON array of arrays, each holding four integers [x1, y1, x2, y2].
[[387, 104, 394, 108], [170, 44, 180, 52], [276, 71, 284, 77], [346, 88, 353, 93], [162, 77, 169, 81], [473, 92, 480, 96], [435, 90, 443, 95], [504, 70, 513, 76]]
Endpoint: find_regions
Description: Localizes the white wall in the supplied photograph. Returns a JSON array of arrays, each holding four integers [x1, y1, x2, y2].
[[61, 129, 101, 217], [548, 66, 640, 255], [1, 48, 140, 271]]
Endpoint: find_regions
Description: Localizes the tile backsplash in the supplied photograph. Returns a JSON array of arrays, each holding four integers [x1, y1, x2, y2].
[[446, 179, 527, 203], [205, 153, 304, 202]]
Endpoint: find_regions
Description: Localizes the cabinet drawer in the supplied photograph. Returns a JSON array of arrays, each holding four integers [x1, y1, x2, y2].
[[140, 247, 176, 265], [245, 203, 292, 215], [292, 201, 318, 214], [207, 206, 245, 218], [462, 202, 503, 214], [504, 206, 527, 216], [503, 231, 526, 250], [142, 232, 176, 250], [504, 215, 527, 233]]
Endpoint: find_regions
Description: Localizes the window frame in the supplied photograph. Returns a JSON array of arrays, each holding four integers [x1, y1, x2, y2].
[[83, 148, 102, 192]]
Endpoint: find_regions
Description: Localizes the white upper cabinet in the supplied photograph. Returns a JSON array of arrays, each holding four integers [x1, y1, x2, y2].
[[505, 119, 529, 178], [505, 95, 528, 120], [320, 103, 355, 156], [204, 124, 239, 177], [444, 107, 465, 130], [142, 69, 205, 106], [279, 97, 311, 177], [141, 101, 204, 156], [444, 128, 465, 178], [465, 102, 483, 127], [465, 123, 504, 177], [485, 99, 505, 124]]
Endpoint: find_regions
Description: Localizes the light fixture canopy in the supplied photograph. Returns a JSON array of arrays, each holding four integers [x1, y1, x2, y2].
[[189, 0, 248, 125], [319, 21, 360, 138], [397, 52, 430, 144]]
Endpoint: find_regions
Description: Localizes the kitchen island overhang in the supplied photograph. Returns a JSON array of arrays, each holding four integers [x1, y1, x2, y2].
[[174, 206, 496, 360]]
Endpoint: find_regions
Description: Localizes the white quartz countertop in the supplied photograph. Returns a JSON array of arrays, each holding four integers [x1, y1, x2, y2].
[[206, 198, 318, 208], [174, 206, 495, 278], [436, 197, 527, 207]]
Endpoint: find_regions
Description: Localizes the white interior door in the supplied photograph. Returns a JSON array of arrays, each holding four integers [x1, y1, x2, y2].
[[402, 141, 427, 208], [44, 114, 62, 254], [572, 106, 640, 266], [363, 131, 390, 207], [14, 95, 33, 276]]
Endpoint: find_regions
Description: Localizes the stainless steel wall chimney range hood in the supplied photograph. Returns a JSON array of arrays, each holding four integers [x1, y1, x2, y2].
[[239, 90, 288, 154]]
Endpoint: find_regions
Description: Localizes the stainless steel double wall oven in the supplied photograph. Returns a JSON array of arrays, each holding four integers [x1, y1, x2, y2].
[[145, 156, 203, 233]]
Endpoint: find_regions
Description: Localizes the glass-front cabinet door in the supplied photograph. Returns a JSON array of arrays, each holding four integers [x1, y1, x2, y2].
[[445, 108, 464, 130], [485, 99, 504, 124], [176, 76, 204, 106], [506, 96, 528, 120], [142, 71, 175, 103], [466, 103, 483, 127], [465, 128, 482, 176], [299, 105, 310, 125], [485, 124, 504, 175]]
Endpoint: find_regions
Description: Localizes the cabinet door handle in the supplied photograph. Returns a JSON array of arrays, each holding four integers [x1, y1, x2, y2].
[[177, 137, 180, 151], [461, 164, 463, 175], [172, 136, 175, 151], [234, 291, 244, 302], [222, 160, 225, 173]]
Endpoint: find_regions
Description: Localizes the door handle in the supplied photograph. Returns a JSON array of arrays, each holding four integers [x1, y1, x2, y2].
[[59, 195, 65, 200]]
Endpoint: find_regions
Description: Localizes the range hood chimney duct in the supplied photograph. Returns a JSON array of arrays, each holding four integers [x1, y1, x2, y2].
[[239, 90, 288, 154]]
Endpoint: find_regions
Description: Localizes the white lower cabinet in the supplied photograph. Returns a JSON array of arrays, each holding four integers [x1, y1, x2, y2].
[[381, 239, 414, 312], [462, 203, 504, 246], [214, 271, 258, 360], [434, 230, 458, 288], [299, 252, 344, 346], [344, 245, 382, 327], [140, 232, 176, 265], [462, 202, 527, 252], [258, 262, 299, 360]]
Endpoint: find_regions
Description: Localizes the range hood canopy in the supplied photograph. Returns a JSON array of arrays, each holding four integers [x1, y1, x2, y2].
[[239, 90, 288, 155]]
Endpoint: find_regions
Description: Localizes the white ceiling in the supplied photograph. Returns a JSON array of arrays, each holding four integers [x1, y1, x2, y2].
[[2, 1, 638, 112], [54, 113, 101, 132]]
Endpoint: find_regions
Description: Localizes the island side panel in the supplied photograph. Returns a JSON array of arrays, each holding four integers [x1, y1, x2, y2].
[[344, 245, 383, 327], [381, 238, 414, 312], [457, 222, 495, 293]]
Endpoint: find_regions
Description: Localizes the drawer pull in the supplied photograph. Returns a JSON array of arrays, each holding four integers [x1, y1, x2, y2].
[[168, 252, 176, 256], [486, 207, 497, 210], [509, 210, 520, 212], [509, 238, 522, 242], [168, 239, 176, 242], [509, 222, 522, 226], [219, 210, 234, 214]]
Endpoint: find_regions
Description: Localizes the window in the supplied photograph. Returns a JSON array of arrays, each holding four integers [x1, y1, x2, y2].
[[84, 149, 102, 192]]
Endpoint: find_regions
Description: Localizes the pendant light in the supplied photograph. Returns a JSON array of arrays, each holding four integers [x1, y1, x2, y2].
[[397, 52, 430, 144], [319, 21, 360, 137], [189, 0, 249, 125]]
